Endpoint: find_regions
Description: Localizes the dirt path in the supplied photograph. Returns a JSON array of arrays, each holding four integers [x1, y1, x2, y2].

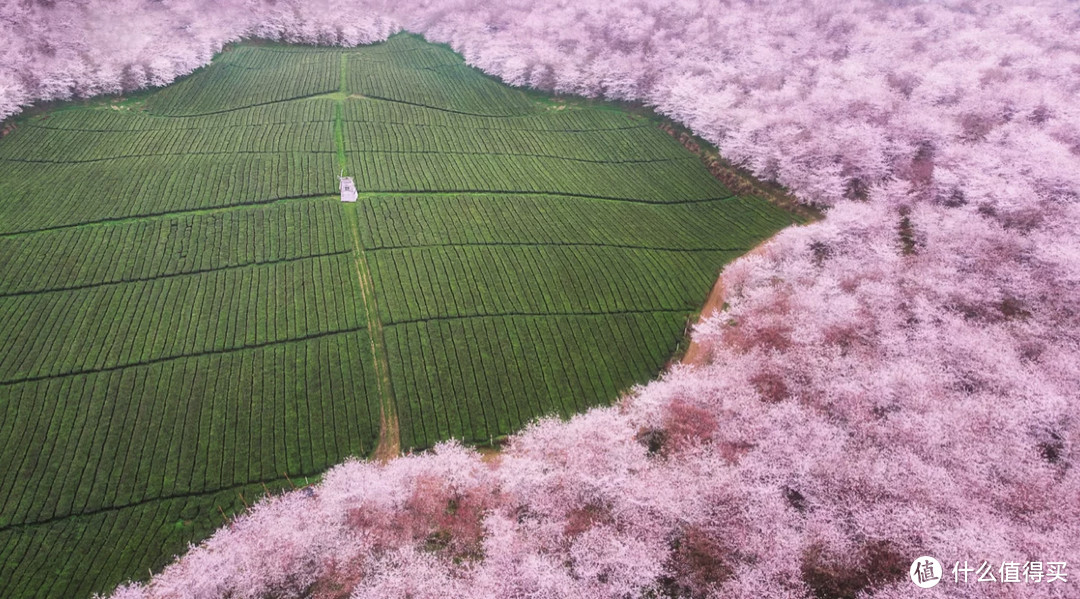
[[356, 239, 400, 462], [373, 387, 401, 462], [681, 274, 726, 366], [681, 227, 794, 367]]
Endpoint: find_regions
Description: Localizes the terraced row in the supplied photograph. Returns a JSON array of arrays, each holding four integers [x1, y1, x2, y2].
[[347, 56, 537, 116], [346, 152, 725, 201], [26, 100, 333, 131], [0, 331, 377, 527], [0, 200, 351, 295], [144, 46, 343, 116], [0, 481, 293, 599], [385, 313, 686, 449], [0, 253, 362, 383], [368, 245, 737, 323], [357, 193, 791, 250], [343, 97, 644, 130], [342, 119, 688, 162], [1, 121, 334, 162], [0, 153, 336, 234]]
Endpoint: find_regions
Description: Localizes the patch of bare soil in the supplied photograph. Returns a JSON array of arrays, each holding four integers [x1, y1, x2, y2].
[[476, 446, 502, 465], [374, 402, 401, 462], [681, 275, 726, 366]]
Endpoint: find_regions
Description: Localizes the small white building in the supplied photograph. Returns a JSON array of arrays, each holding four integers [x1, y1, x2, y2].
[[339, 175, 357, 203]]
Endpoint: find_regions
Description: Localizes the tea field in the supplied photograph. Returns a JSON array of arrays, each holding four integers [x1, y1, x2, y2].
[[0, 34, 794, 597]]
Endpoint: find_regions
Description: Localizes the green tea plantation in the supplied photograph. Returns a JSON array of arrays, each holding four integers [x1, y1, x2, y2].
[[0, 34, 794, 598]]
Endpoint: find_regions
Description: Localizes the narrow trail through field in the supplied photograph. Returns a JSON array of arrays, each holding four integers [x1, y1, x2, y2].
[[337, 53, 400, 461], [346, 220, 400, 461], [333, 55, 348, 171]]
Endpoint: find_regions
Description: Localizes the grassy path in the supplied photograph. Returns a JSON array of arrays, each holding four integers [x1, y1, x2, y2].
[[345, 205, 400, 460], [334, 54, 348, 172], [336, 53, 400, 460]]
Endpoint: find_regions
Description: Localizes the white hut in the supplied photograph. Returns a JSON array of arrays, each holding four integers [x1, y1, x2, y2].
[[339, 174, 357, 203]]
